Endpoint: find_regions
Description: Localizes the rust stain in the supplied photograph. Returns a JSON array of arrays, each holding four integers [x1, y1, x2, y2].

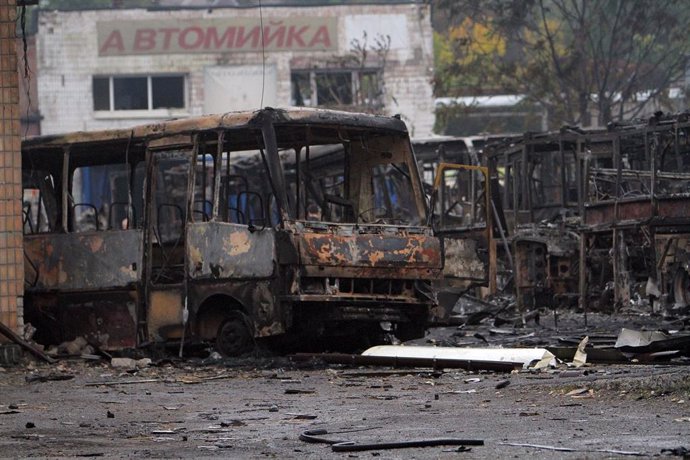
[[188, 243, 202, 266], [369, 250, 385, 264], [312, 239, 347, 264], [225, 231, 251, 255], [58, 265, 68, 284], [87, 236, 104, 253], [301, 233, 441, 268], [316, 241, 331, 261]]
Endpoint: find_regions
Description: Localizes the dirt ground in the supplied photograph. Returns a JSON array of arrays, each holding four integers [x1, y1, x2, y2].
[[1, 312, 690, 459]]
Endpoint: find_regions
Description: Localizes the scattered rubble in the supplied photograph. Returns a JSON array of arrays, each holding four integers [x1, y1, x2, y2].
[[0, 340, 687, 458], [0, 320, 55, 364], [110, 357, 152, 370], [25, 373, 74, 383]]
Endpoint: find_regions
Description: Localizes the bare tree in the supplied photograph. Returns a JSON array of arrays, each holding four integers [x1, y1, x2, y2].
[[435, 0, 690, 127]]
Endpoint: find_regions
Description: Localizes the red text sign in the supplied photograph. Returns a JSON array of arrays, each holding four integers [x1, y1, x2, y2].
[[97, 17, 337, 56]]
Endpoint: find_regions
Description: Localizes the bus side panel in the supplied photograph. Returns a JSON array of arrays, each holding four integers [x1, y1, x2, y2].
[[24, 231, 144, 291], [441, 236, 487, 282], [186, 222, 275, 279], [24, 291, 138, 350], [147, 288, 184, 342]]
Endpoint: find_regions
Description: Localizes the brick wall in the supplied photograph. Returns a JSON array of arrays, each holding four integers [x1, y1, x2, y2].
[[0, 0, 23, 336]]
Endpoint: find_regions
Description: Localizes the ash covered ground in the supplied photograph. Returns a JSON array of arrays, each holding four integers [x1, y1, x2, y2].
[[1, 310, 690, 459]]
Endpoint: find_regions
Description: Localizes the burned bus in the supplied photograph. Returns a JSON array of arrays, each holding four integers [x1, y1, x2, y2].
[[21, 108, 443, 355], [278, 135, 502, 314], [484, 131, 582, 311], [481, 112, 690, 315]]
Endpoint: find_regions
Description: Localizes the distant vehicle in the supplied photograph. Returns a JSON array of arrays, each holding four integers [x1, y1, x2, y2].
[[21, 108, 444, 355]]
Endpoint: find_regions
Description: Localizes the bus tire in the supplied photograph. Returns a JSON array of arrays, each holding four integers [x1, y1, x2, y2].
[[215, 315, 253, 357]]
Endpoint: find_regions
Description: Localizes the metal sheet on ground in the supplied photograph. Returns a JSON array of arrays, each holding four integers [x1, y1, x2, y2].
[[362, 345, 555, 369]]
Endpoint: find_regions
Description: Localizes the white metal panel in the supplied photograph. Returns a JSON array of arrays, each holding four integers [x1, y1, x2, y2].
[[203, 65, 277, 114], [362, 345, 555, 369]]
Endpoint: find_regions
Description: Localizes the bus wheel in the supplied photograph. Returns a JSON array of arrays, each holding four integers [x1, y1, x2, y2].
[[215, 315, 253, 357]]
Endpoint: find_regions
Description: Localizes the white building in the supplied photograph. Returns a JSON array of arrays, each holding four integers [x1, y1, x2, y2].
[[35, 1, 435, 136]]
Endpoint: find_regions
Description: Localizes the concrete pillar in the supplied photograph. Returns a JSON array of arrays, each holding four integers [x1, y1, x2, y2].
[[0, 0, 24, 336]]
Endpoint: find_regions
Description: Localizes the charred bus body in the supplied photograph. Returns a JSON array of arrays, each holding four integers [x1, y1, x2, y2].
[[22, 108, 443, 355], [484, 131, 582, 311], [579, 114, 690, 313], [281, 135, 504, 315], [482, 112, 690, 315], [411, 136, 507, 308]]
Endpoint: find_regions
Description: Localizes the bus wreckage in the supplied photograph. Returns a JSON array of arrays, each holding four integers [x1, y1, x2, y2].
[[482, 111, 690, 317], [21, 108, 466, 355]]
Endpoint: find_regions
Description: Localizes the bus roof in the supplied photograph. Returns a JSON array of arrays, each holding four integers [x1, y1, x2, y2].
[[23, 107, 409, 149]]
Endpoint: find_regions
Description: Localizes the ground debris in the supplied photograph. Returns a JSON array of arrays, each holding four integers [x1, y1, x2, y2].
[[111, 357, 151, 370], [25, 372, 75, 383], [0, 320, 55, 364], [565, 388, 594, 398], [499, 442, 644, 456], [299, 428, 484, 452], [615, 328, 690, 357], [572, 336, 589, 367], [661, 446, 690, 456], [495, 379, 510, 389], [286, 413, 317, 420], [1, 341, 689, 458], [284, 388, 315, 394], [85, 378, 162, 387]]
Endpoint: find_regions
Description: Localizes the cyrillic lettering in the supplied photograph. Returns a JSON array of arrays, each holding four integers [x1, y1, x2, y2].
[[100, 30, 125, 54], [180, 27, 204, 49], [286, 26, 308, 47], [133, 29, 156, 51], [159, 28, 180, 50], [309, 26, 332, 48], [236, 26, 261, 49], [205, 26, 236, 49], [263, 22, 286, 48]]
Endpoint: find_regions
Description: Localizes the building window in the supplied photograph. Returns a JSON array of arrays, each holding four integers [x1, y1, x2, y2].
[[93, 75, 185, 112], [291, 69, 382, 109]]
